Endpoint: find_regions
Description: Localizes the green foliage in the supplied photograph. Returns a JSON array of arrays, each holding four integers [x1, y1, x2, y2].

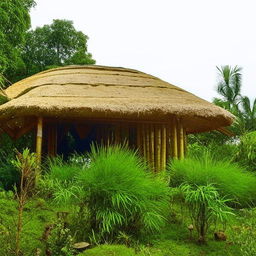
[[38, 156, 83, 200], [179, 183, 233, 243], [20, 19, 95, 80], [169, 154, 256, 207], [234, 131, 256, 171], [232, 209, 256, 256], [187, 141, 237, 162], [47, 219, 75, 256], [0, 0, 35, 81], [78, 145, 169, 241], [214, 65, 256, 135]]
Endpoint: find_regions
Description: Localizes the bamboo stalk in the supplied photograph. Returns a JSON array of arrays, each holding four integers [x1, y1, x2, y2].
[[161, 125, 167, 171], [155, 124, 161, 172], [184, 128, 187, 156], [36, 117, 43, 165], [150, 124, 155, 171], [145, 124, 150, 166], [136, 124, 142, 155], [142, 124, 147, 160], [166, 124, 171, 161], [171, 120, 178, 159], [179, 122, 184, 159]]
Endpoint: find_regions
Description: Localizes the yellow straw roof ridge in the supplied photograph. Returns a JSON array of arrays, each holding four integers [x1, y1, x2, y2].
[[0, 65, 235, 133]]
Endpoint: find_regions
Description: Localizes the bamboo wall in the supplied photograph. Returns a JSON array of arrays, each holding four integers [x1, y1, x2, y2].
[[136, 119, 186, 172], [36, 118, 187, 172]]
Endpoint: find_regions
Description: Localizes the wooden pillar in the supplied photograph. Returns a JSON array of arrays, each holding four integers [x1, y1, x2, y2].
[[150, 124, 155, 171], [184, 128, 187, 156], [166, 124, 171, 161], [178, 122, 185, 159], [36, 117, 43, 164], [155, 125, 161, 172], [142, 124, 147, 160], [145, 124, 150, 165], [171, 120, 178, 159], [161, 125, 167, 170]]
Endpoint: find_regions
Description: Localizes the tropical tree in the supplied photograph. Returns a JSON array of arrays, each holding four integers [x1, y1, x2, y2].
[[18, 19, 95, 81], [0, 0, 35, 82], [214, 65, 256, 135]]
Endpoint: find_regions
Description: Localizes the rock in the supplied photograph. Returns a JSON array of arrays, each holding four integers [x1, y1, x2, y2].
[[73, 242, 90, 251], [214, 231, 227, 241]]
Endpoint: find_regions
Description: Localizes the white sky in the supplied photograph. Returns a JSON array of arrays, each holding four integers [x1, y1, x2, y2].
[[30, 0, 256, 102]]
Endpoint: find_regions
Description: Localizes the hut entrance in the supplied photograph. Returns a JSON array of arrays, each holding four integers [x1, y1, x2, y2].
[[43, 122, 137, 160], [41, 119, 187, 172]]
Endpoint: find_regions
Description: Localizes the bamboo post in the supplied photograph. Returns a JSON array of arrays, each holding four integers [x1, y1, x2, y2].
[[145, 124, 150, 166], [137, 124, 143, 155], [171, 120, 178, 159], [184, 128, 187, 156], [179, 122, 185, 159], [166, 125, 171, 161], [150, 124, 155, 172], [142, 124, 147, 160], [161, 125, 167, 170], [155, 125, 161, 172], [36, 117, 43, 165]]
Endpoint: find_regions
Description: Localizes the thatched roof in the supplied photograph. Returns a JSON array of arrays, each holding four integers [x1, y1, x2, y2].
[[0, 65, 234, 133]]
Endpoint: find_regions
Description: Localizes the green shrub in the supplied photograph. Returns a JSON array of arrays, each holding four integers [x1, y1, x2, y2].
[[179, 183, 233, 243], [77, 145, 170, 242], [234, 131, 256, 172], [169, 153, 256, 207], [47, 156, 84, 183], [187, 142, 236, 162], [38, 156, 84, 199]]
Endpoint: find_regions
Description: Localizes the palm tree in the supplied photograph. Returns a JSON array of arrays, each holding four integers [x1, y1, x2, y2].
[[240, 96, 256, 131], [215, 65, 242, 110], [214, 66, 256, 134]]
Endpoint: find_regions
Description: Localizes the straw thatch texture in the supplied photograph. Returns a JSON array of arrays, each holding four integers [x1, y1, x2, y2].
[[0, 65, 234, 133]]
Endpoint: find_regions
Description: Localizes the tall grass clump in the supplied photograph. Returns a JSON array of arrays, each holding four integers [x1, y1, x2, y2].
[[38, 156, 84, 199], [169, 152, 256, 208], [78, 145, 170, 242]]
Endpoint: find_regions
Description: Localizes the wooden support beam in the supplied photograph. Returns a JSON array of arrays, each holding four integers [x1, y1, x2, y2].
[[36, 117, 43, 165], [155, 125, 161, 172], [161, 125, 167, 170], [150, 124, 155, 171], [171, 121, 178, 159], [142, 124, 147, 160], [145, 124, 150, 166], [179, 122, 184, 159]]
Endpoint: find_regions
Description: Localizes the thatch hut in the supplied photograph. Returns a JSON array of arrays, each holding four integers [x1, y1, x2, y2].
[[0, 65, 234, 171]]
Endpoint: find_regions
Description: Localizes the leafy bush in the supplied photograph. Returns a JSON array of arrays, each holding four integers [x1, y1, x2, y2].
[[169, 153, 256, 207], [187, 142, 236, 162], [80, 145, 169, 241], [179, 183, 233, 243], [54, 145, 170, 242], [38, 156, 84, 199], [234, 131, 256, 172], [46, 219, 75, 256]]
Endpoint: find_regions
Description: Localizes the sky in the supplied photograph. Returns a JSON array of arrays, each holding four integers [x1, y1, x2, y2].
[[30, 0, 256, 102]]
